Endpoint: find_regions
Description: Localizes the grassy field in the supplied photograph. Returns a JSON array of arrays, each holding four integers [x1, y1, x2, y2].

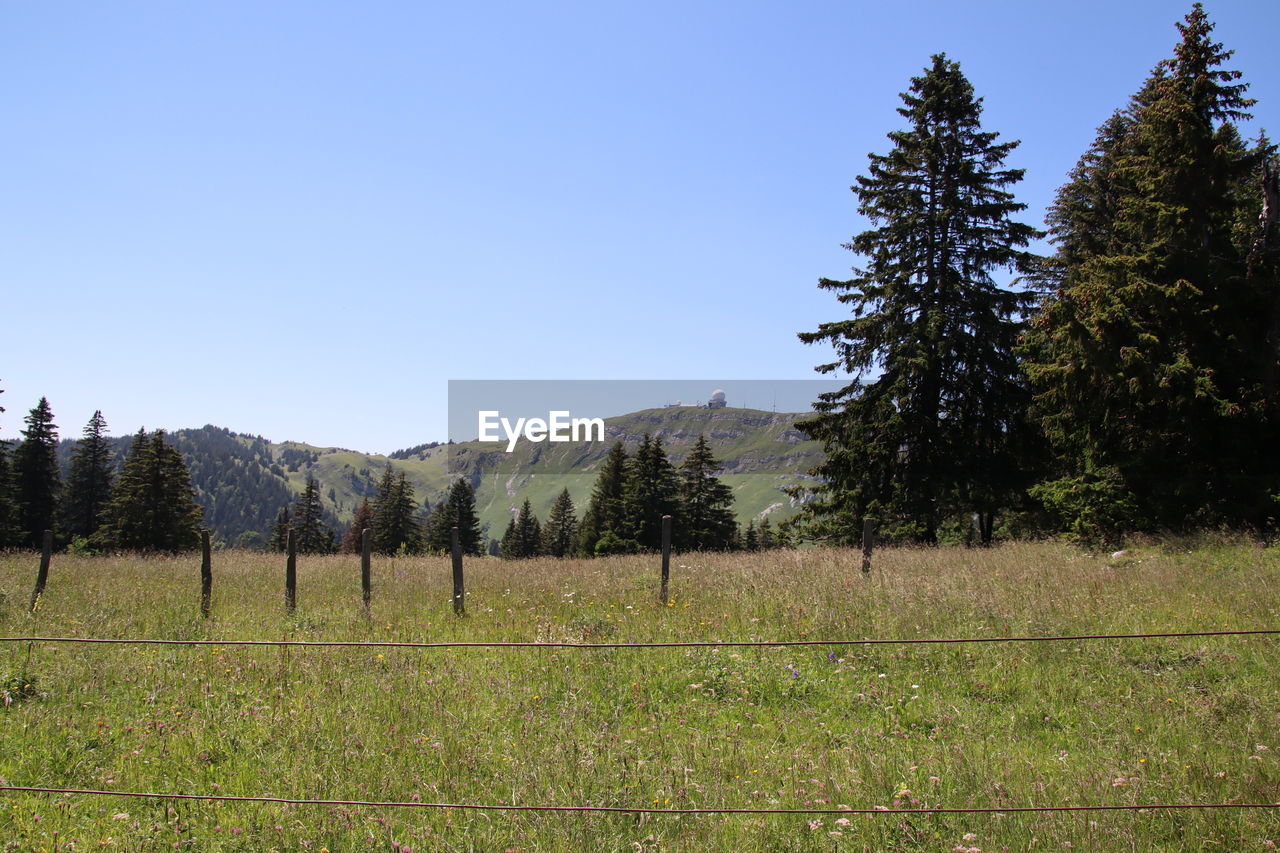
[[1, 541, 1278, 851]]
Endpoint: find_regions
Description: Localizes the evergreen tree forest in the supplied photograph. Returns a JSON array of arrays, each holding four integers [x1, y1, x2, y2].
[[370, 465, 424, 555], [94, 430, 204, 553], [797, 5, 1279, 546], [500, 432, 767, 559]]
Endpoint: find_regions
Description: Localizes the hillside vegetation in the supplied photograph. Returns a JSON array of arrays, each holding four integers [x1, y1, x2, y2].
[[54, 407, 822, 547]]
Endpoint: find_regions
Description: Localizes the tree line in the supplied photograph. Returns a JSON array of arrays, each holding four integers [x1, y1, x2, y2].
[[0, 394, 205, 552], [795, 4, 1280, 546], [0, 393, 782, 558], [0, 392, 495, 556], [269, 468, 486, 557], [498, 433, 784, 559]]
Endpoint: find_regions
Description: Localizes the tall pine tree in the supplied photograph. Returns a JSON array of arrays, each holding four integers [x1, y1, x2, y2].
[[12, 397, 61, 548], [1023, 4, 1273, 540], [290, 475, 335, 554], [425, 478, 483, 556], [541, 488, 579, 558], [370, 465, 422, 555], [676, 435, 737, 551], [61, 410, 115, 541], [623, 434, 679, 551], [797, 54, 1040, 544], [576, 442, 630, 556]]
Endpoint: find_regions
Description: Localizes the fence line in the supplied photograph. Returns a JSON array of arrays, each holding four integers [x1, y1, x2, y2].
[[1, 785, 1277, 816], [16, 515, 880, 620], [10, 533, 1276, 828], [1, 628, 1277, 651]]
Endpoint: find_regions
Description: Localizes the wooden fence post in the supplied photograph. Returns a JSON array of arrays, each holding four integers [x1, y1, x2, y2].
[[200, 529, 212, 617], [659, 515, 672, 604], [285, 529, 297, 613], [361, 528, 372, 611], [861, 517, 876, 576], [450, 525, 465, 616], [27, 530, 53, 613]]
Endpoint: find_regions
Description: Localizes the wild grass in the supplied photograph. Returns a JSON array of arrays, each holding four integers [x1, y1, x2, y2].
[[0, 539, 1278, 851]]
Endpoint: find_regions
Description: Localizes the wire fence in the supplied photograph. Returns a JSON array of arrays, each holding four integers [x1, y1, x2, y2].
[[1, 785, 1277, 816], [3, 625, 1278, 819], [2, 627, 1278, 649]]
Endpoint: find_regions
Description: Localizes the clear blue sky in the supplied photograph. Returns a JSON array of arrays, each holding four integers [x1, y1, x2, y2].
[[2, 1, 1276, 453]]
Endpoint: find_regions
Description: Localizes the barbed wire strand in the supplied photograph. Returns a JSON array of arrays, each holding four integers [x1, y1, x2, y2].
[[0, 628, 1277, 650], [0, 786, 1277, 815]]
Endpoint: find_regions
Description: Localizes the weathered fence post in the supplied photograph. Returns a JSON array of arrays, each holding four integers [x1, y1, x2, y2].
[[450, 525, 465, 616], [285, 529, 297, 613], [27, 530, 53, 613], [199, 529, 212, 617], [861, 517, 876, 576], [360, 528, 372, 611], [659, 514, 672, 604]]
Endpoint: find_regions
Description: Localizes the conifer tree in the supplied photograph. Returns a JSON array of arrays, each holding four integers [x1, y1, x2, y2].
[[269, 506, 291, 552], [797, 54, 1040, 544], [676, 434, 737, 551], [624, 434, 679, 550], [96, 430, 203, 552], [370, 465, 397, 554], [498, 516, 518, 559], [758, 516, 777, 550], [518, 499, 542, 558], [743, 520, 758, 551], [541, 488, 579, 558], [371, 465, 422, 555], [452, 478, 484, 555], [425, 478, 483, 555], [576, 442, 629, 555], [1023, 4, 1273, 539], [61, 410, 115, 541], [290, 476, 335, 554], [12, 397, 61, 548], [340, 498, 374, 554], [392, 472, 423, 553], [502, 499, 542, 559]]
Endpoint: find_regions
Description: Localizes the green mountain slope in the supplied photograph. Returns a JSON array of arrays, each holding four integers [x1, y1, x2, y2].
[[56, 407, 823, 546], [452, 406, 822, 538]]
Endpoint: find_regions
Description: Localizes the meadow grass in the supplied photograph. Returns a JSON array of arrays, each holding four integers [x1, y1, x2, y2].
[[0, 540, 1278, 851]]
